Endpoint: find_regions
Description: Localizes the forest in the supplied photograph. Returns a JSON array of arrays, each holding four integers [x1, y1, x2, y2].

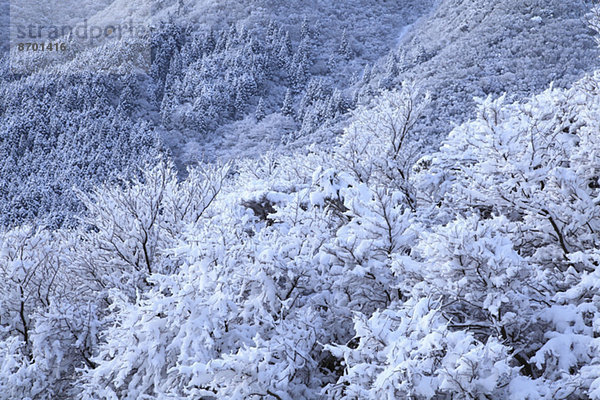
[[1, 0, 600, 399]]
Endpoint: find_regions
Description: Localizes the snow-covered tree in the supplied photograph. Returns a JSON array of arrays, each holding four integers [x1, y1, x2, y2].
[[335, 83, 430, 209], [337, 29, 353, 61], [73, 159, 229, 300], [255, 97, 266, 121], [281, 88, 295, 117]]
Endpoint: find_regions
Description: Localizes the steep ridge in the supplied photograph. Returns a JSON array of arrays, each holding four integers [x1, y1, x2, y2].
[[365, 0, 599, 146]]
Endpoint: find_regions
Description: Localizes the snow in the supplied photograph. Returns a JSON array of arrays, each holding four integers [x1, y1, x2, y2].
[[2, 0, 600, 398]]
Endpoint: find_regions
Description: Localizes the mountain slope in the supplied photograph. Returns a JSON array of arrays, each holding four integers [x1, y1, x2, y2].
[[0, 0, 598, 228], [364, 0, 599, 146]]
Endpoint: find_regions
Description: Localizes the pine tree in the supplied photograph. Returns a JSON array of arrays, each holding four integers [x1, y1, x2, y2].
[[415, 44, 428, 63], [289, 52, 309, 92], [379, 52, 400, 89], [119, 80, 137, 115], [266, 20, 278, 47], [300, 16, 310, 40], [299, 78, 325, 118], [361, 64, 372, 85], [205, 29, 216, 53], [281, 89, 294, 117], [189, 97, 207, 133], [255, 97, 266, 121], [327, 54, 337, 73], [281, 30, 292, 54], [160, 89, 175, 127], [277, 32, 292, 68], [226, 24, 238, 50], [168, 52, 182, 78], [338, 29, 352, 61], [327, 88, 344, 119]]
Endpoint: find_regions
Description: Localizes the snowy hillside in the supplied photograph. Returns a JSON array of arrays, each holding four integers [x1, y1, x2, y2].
[[1, 0, 597, 227], [163, 0, 438, 161], [2, 1, 600, 399], [0, 0, 436, 227], [180, 0, 600, 156], [357, 0, 600, 148]]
